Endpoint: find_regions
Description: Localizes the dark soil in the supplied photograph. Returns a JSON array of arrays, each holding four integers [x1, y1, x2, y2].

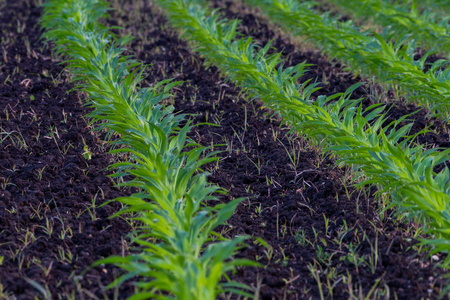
[[107, 0, 449, 299], [209, 0, 449, 151], [0, 1, 135, 298], [0, 0, 449, 299]]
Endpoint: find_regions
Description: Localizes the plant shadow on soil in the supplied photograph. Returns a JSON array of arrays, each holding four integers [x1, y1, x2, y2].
[[0, 0, 448, 299]]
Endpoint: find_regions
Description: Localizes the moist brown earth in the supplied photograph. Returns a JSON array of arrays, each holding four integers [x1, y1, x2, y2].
[[0, 1, 135, 298], [0, 0, 449, 299], [110, 1, 449, 299], [209, 0, 449, 151]]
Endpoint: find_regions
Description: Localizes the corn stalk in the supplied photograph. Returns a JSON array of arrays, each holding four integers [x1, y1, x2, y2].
[[243, 0, 450, 122], [156, 0, 450, 266], [40, 0, 255, 298]]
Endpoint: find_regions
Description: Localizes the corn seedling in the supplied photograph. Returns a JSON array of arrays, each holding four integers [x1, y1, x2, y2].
[[244, 0, 450, 121], [157, 0, 450, 266], [40, 0, 257, 298], [326, 0, 450, 56]]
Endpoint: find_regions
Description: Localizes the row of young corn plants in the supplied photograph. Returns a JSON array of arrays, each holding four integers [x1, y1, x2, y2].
[[242, 0, 450, 122], [40, 0, 255, 298], [156, 0, 450, 267], [325, 0, 450, 56]]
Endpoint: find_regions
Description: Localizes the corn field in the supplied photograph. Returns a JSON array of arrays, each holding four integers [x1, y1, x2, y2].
[[0, 0, 449, 299]]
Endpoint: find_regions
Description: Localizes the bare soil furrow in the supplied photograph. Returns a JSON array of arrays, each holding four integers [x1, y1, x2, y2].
[[0, 1, 135, 298], [210, 0, 449, 151], [105, 0, 449, 299], [0, 0, 448, 299]]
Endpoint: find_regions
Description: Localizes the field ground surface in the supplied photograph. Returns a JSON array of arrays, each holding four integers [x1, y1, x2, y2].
[[0, 0, 449, 299], [0, 1, 135, 298]]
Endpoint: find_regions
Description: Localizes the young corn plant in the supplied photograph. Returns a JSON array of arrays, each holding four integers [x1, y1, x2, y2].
[[157, 0, 450, 266], [243, 0, 450, 121], [327, 0, 450, 56], [40, 0, 256, 298]]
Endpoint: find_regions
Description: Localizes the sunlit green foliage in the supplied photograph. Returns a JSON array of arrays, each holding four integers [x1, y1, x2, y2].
[[244, 0, 450, 121], [157, 0, 450, 266], [40, 0, 255, 298], [327, 0, 450, 55]]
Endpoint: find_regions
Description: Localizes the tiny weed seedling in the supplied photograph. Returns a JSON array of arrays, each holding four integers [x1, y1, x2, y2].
[[81, 137, 92, 160], [40, 0, 258, 298], [159, 0, 450, 267]]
